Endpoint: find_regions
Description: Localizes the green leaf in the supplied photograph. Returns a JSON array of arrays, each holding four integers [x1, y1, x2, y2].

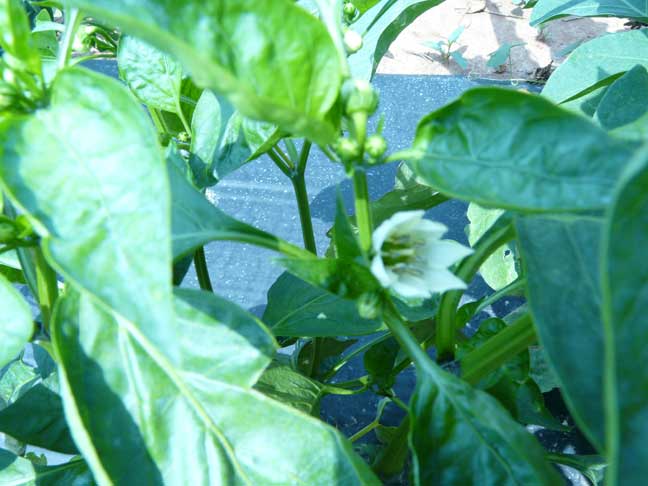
[[169, 161, 309, 260], [263, 272, 385, 337], [0, 67, 177, 356], [255, 358, 324, 415], [67, 0, 343, 145], [0, 0, 41, 74], [349, 0, 444, 81], [241, 118, 282, 161], [295, 337, 357, 378], [595, 65, 648, 131], [401, 87, 633, 212], [31, 9, 58, 59], [517, 215, 605, 451], [334, 195, 363, 260], [601, 146, 648, 485], [542, 30, 648, 105], [0, 273, 31, 368], [531, 0, 648, 25], [448, 25, 464, 44], [467, 203, 518, 291], [52, 290, 378, 484], [410, 359, 561, 485], [118, 35, 183, 114], [280, 256, 382, 301], [487, 42, 525, 68], [0, 450, 93, 485], [0, 345, 77, 454], [449, 50, 468, 70], [174, 287, 277, 387]]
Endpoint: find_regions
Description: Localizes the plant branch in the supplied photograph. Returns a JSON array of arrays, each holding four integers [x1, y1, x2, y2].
[[193, 246, 213, 292], [34, 248, 59, 333], [57, 8, 82, 71], [290, 173, 317, 254], [436, 220, 515, 361], [459, 312, 536, 384], [267, 149, 293, 178]]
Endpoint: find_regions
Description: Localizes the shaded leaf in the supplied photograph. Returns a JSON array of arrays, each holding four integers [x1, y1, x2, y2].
[[595, 64, 648, 132], [0, 450, 93, 485], [0, 273, 32, 367], [531, 0, 648, 25], [517, 215, 605, 451], [601, 146, 648, 485], [402, 87, 633, 212], [264, 272, 384, 337]]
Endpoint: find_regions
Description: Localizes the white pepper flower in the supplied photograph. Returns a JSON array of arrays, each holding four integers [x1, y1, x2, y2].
[[370, 210, 473, 300]]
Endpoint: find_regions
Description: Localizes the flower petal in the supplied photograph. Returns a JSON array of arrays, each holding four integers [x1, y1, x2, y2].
[[413, 219, 447, 240], [424, 240, 473, 269], [370, 255, 395, 287], [372, 210, 425, 252], [390, 274, 430, 300], [423, 268, 468, 293]]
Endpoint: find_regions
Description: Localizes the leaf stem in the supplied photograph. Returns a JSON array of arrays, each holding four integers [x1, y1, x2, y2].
[[459, 312, 536, 384], [193, 246, 213, 292], [176, 99, 192, 135], [436, 219, 515, 361], [267, 149, 293, 178], [57, 8, 82, 71], [353, 169, 373, 254], [297, 141, 312, 175], [34, 248, 59, 333]]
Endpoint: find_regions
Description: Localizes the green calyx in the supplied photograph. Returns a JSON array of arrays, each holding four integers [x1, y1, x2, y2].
[[366, 134, 387, 160], [334, 136, 362, 162]]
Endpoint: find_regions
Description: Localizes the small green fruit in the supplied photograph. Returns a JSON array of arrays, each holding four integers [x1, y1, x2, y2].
[[343, 30, 363, 54], [365, 134, 387, 159]]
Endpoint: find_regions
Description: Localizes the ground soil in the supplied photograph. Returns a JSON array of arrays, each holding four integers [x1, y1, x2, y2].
[[377, 0, 628, 81]]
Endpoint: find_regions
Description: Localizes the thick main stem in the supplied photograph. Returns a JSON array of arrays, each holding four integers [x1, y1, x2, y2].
[[193, 246, 213, 292], [353, 169, 373, 254], [291, 173, 317, 254]]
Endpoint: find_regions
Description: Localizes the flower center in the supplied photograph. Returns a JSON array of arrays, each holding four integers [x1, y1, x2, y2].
[[381, 233, 426, 273]]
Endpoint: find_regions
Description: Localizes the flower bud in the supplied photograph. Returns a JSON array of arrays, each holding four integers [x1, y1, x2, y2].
[[357, 292, 381, 320], [343, 30, 363, 54], [343, 2, 357, 20], [341, 79, 378, 116], [365, 134, 387, 159], [334, 136, 361, 162]]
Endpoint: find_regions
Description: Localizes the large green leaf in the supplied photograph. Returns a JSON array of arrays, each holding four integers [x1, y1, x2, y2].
[[531, 0, 648, 25], [263, 272, 385, 337], [0, 450, 93, 486], [542, 30, 648, 105], [117, 35, 183, 114], [595, 65, 648, 133], [601, 147, 648, 486], [169, 161, 310, 260], [0, 67, 177, 355], [174, 287, 277, 386], [0, 273, 32, 367], [52, 290, 378, 484], [67, 0, 343, 145], [410, 358, 561, 485], [0, 345, 77, 454], [401, 87, 633, 212], [516, 215, 605, 451], [349, 0, 444, 81]]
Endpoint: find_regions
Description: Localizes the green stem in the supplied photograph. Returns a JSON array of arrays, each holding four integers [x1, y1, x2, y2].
[[436, 220, 515, 361], [459, 312, 536, 385], [274, 145, 295, 171], [291, 173, 317, 254], [34, 248, 58, 333], [176, 99, 192, 135], [353, 169, 373, 254], [382, 298, 433, 369], [475, 277, 526, 315], [193, 246, 213, 292], [322, 331, 390, 382], [57, 8, 82, 71], [267, 149, 293, 178], [297, 141, 312, 175]]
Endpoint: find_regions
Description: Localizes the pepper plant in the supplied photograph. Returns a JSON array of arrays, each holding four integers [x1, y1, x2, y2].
[[0, 0, 647, 485]]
